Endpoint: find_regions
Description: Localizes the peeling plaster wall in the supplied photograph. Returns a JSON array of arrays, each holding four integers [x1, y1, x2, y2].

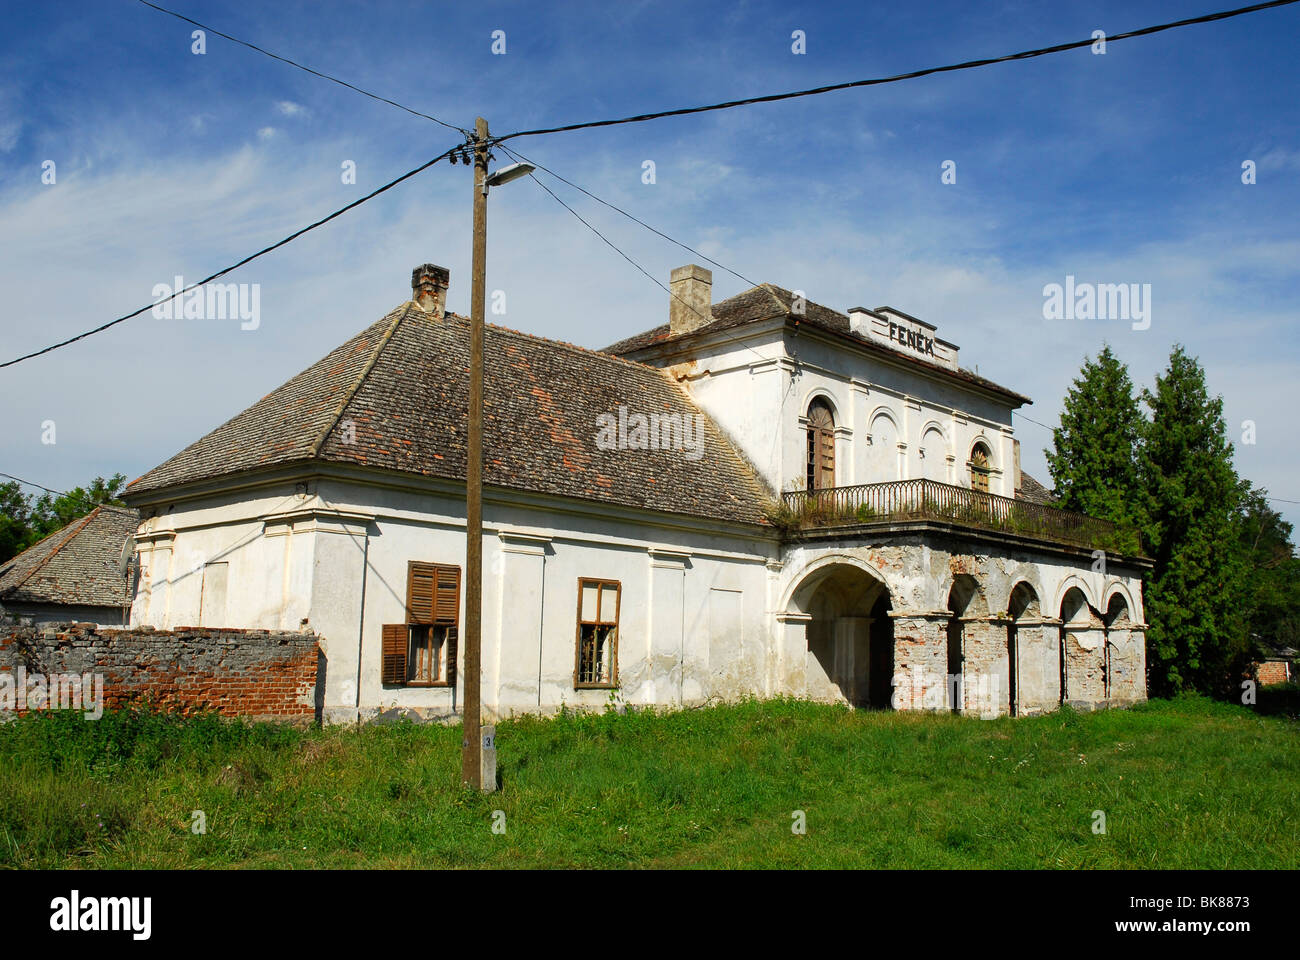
[[774, 533, 1147, 715], [126, 481, 1146, 724]]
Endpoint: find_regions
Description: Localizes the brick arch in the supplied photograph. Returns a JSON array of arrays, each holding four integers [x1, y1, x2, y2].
[[1008, 580, 1042, 619], [945, 572, 988, 618]]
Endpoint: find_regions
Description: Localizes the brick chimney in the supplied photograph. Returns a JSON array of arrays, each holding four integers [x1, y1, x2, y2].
[[411, 263, 450, 316], [669, 264, 712, 336]]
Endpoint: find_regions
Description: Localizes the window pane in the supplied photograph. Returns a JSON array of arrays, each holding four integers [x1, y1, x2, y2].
[[600, 584, 619, 623], [579, 624, 597, 683], [581, 581, 599, 621]]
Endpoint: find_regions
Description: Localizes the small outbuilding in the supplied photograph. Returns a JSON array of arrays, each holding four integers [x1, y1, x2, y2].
[[0, 506, 139, 625]]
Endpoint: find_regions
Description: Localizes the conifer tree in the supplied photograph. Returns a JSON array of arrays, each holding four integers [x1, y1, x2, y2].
[[1045, 345, 1144, 551], [1139, 346, 1248, 696]]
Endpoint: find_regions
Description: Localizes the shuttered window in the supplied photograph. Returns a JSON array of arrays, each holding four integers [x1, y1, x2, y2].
[[383, 562, 460, 686], [806, 400, 835, 491], [381, 623, 408, 685], [575, 578, 620, 688]]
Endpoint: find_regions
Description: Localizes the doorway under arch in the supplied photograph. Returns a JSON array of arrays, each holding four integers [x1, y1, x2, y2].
[[1006, 581, 1042, 717], [947, 574, 988, 714], [787, 561, 894, 708]]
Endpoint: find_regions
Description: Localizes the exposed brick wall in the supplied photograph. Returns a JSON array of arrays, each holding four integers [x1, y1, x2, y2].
[[0, 622, 322, 723], [1257, 659, 1292, 686]]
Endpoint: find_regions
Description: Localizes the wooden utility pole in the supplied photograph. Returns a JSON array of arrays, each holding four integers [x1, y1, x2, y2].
[[461, 116, 489, 790]]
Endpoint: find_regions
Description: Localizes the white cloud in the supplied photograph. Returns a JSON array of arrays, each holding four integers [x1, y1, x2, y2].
[[257, 126, 277, 140], [275, 100, 308, 118]]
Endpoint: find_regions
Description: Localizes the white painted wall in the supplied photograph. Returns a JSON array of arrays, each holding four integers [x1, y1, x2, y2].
[[130, 474, 775, 723], [657, 323, 1021, 499]]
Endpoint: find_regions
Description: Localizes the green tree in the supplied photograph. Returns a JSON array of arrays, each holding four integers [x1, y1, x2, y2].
[[1139, 346, 1248, 697], [1045, 344, 1144, 552], [0, 473, 128, 564], [1237, 484, 1300, 653], [0, 481, 35, 564]]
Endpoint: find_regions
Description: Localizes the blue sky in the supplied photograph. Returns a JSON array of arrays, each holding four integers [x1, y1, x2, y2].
[[1, 0, 1297, 527]]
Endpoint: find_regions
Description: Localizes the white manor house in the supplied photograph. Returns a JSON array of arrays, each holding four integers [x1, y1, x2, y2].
[[123, 263, 1149, 723]]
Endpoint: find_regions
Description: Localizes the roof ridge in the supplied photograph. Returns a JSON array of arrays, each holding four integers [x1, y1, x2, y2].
[[307, 303, 414, 458], [0, 506, 101, 598], [440, 311, 675, 378]]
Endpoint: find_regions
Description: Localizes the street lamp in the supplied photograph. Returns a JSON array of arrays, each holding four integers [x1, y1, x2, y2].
[[484, 161, 535, 189], [461, 119, 531, 792]]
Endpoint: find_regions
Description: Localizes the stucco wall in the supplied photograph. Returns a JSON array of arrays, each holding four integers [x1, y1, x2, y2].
[[661, 324, 1019, 499], [128, 474, 775, 724], [127, 472, 1146, 723]]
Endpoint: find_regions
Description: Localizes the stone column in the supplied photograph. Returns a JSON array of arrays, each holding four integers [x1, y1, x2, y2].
[[1104, 622, 1147, 704], [775, 612, 811, 698], [889, 611, 949, 712], [1012, 617, 1060, 715]]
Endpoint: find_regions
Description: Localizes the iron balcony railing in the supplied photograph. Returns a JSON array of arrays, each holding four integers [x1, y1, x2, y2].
[[777, 478, 1126, 551]]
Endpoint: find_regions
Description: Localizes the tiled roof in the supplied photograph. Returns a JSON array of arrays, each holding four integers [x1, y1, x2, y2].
[[127, 304, 772, 525], [1017, 472, 1057, 506], [604, 283, 1030, 404], [0, 506, 139, 607]]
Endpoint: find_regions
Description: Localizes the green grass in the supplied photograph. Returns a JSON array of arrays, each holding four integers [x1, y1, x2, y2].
[[1, 694, 1295, 869]]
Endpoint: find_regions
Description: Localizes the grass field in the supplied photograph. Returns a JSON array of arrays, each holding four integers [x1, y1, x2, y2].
[[1, 691, 1296, 869]]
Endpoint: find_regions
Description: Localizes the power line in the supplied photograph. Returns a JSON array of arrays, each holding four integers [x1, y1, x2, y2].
[[1018, 413, 1056, 433], [0, 472, 137, 518], [134, 0, 471, 134], [1, 144, 462, 369], [497, 144, 760, 289], [493, 0, 1300, 144], [520, 169, 712, 329]]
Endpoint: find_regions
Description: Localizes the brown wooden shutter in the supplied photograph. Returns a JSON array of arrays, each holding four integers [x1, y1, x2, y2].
[[381, 624, 408, 684], [444, 626, 458, 685], [407, 562, 437, 624], [435, 565, 461, 625], [807, 401, 836, 491]]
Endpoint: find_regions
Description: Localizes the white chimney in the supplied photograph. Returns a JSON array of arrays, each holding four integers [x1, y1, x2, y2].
[[411, 263, 449, 317], [669, 264, 712, 336]]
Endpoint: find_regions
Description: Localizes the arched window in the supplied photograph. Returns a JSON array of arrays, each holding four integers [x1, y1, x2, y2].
[[969, 442, 991, 493], [806, 399, 835, 491]]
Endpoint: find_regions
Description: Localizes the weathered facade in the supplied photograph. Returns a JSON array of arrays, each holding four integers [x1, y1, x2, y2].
[[0, 622, 320, 722], [121, 263, 1149, 723]]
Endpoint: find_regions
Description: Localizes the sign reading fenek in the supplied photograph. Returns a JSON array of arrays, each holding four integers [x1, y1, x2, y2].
[[888, 319, 936, 358], [849, 306, 959, 373]]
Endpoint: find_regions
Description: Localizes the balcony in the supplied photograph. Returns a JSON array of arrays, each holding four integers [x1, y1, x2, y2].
[[771, 478, 1136, 553]]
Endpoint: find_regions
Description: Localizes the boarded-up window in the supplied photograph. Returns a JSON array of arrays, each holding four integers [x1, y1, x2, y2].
[[384, 563, 460, 686], [575, 578, 620, 687], [199, 562, 228, 627], [806, 400, 835, 491]]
